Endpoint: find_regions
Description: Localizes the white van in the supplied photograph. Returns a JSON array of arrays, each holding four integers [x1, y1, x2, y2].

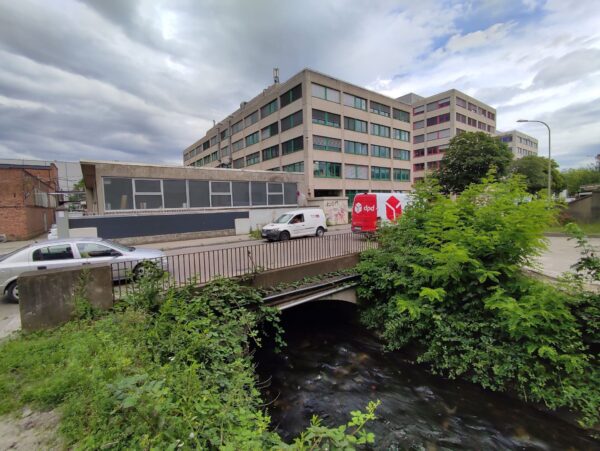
[[261, 208, 327, 241]]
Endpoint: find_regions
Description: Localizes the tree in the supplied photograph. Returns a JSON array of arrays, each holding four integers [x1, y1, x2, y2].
[[510, 155, 565, 194], [561, 166, 600, 195], [436, 132, 513, 193]]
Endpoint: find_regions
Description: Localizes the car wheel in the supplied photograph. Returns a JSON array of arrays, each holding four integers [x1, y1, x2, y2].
[[5, 281, 19, 303], [279, 231, 290, 242], [316, 227, 325, 237]]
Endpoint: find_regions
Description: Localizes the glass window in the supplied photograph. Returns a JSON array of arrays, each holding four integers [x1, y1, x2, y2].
[[369, 101, 390, 117], [393, 108, 410, 122], [262, 145, 279, 161], [203, 141, 210, 150], [343, 93, 367, 110], [245, 151, 260, 166], [456, 97, 467, 108], [284, 183, 297, 204], [245, 131, 260, 147], [211, 181, 231, 207], [282, 136, 304, 155], [414, 134, 425, 144], [280, 83, 302, 107], [371, 145, 391, 158], [268, 182, 284, 205], [456, 113, 467, 123], [312, 109, 340, 128], [233, 157, 245, 169], [371, 123, 390, 137], [261, 122, 279, 140], [32, 244, 74, 261], [232, 181, 250, 206], [413, 105, 425, 115], [311, 83, 340, 102], [251, 182, 267, 205], [244, 110, 259, 128], [314, 161, 342, 178], [103, 177, 133, 210], [344, 117, 367, 133], [394, 129, 410, 141], [211, 181, 230, 193], [163, 179, 187, 208], [135, 195, 162, 209], [313, 135, 341, 152], [393, 149, 410, 160], [220, 129, 229, 140], [260, 99, 278, 118], [413, 120, 424, 130], [209, 136, 217, 147], [282, 161, 304, 173], [345, 164, 368, 179], [134, 179, 160, 193], [344, 140, 368, 155], [232, 139, 244, 152], [189, 180, 210, 207], [394, 168, 411, 181], [281, 110, 303, 132], [371, 166, 391, 180], [77, 243, 116, 258], [232, 120, 244, 134]]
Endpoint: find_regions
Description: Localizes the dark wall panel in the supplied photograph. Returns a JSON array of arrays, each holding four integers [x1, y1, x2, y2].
[[69, 211, 249, 239]]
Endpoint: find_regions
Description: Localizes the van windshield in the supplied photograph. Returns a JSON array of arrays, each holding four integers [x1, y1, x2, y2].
[[274, 214, 293, 224]]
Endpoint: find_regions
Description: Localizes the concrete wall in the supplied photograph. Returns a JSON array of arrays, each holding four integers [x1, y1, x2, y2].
[[19, 264, 113, 332], [568, 193, 600, 223], [307, 197, 349, 225]]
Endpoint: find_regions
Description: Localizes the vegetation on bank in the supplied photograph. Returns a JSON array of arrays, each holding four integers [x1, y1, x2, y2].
[[357, 175, 600, 427], [0, 276, 378, 449]]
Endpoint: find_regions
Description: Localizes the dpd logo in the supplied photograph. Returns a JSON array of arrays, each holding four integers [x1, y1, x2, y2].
[[354, 202, 362, 214]]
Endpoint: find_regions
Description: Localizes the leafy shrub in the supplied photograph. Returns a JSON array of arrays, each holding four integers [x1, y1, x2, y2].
[[357, 175, 599, 426]]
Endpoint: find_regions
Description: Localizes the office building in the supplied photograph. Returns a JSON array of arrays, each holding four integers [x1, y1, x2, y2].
[[496, 130, 539, 158]]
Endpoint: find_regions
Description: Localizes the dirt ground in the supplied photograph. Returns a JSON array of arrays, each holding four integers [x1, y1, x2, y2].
[[0, 408, 61, 451]]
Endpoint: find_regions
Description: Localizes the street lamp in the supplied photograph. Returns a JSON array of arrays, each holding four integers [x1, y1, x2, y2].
[[517, 119, 552, 200]]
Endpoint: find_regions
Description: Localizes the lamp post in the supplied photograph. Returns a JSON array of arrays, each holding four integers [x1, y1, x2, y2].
[[517, 119, 551, 200]]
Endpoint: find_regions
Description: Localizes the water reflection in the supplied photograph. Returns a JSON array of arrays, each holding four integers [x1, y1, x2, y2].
[[255, 302, 598, 450]]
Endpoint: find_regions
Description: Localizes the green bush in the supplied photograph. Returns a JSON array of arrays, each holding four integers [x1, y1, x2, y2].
[[357, 175, 599, 426]]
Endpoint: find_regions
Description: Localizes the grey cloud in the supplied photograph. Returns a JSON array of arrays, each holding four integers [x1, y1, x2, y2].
[[532, 48, 600, 88]]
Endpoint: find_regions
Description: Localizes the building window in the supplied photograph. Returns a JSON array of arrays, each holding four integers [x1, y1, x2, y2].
[[478, 121, 487, 131], [314, 161, 342, 178], [313, 135, 341, 152], [261, 122, 279, 139], [414, 134, 425, 144], [456, 97, 467, 108], [500, 135, 512, 143], [262, 145, 279, 161], [394, 168, 410, 181], [427, 113, 450, 126], [413, 163, 425, 171], [468, 102, 478, 113], [369, 101, 390, 117], [345, 189, 361, 207], [210, 151, 218, 162], [487, 111, 495, 120], [456, 112, 467, 124], [245, 131, 260, 147], [371, 166, 391, 180], [345, 164, 368, 180], [393, 129, 410, 142], [371, 145, 391, 158], [344, 117, 368, 133], [427, 161, 441, 170], [413, 120, 424, 130], [104, 177, 133, 210], [311, 83, 340, 102], [393, 148, 410, 160], [232, 120, 244, 135], [456, 128, 466, 135], [371, 123, 390, 138], [280, 83, 302, 108], [413, 105, 425, 115], [244, 110, 259, 128], [221, 145, 230, 158], [203, 141, 210, 150], [468, 117, 477, 127], [233, 157, 245, 169], [281, 110, 303, 132], [426, 129, 450, 141], [344, 140, 368, 155], [268, 166, 281, 171], [210, 181, 232, 207], [393, 108, 410, 122], [232, 139, 244, 153], [487, 125, 495, 133], [312, 109, 341, 128], [245, 151, 260, 166], [209, 136, 217, 147], [282, 136, 304, 155], [220, 129, 229, 140], [283, 161, 304, 173], [134, 179, 162, 209], [343, 93, 367, 110], [260, 99, 278, 118]]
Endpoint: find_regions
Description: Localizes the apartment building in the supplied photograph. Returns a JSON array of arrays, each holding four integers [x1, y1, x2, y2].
[[496, 130, 538, 159], [397, 90, 496, 182], [183, 69, 413, 205]]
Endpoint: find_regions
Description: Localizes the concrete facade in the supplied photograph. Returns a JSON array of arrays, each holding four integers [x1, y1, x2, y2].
[[496, 130, 539, 159], [0, 163, 58, 241]]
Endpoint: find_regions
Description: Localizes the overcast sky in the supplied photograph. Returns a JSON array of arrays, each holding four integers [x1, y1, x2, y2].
[[0, 0, 599, 168]]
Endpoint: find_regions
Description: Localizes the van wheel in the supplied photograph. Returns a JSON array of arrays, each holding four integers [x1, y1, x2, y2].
[[316, 227, 325, 237], [279, 231, 290, 241], [5, 281, 19, 303]]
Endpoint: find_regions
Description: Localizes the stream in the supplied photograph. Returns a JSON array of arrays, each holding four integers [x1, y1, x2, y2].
[[255, 302, 599, 450]]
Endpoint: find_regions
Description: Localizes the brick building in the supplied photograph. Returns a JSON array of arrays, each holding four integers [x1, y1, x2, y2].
[[0, 163, 58, 241]]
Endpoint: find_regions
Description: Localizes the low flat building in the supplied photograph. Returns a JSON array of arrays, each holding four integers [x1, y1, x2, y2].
[[496, 130, 539, 158], [0, 162, 58, 241]]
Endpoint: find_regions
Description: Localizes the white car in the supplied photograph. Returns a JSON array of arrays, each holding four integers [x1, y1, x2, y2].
[[0, 238, 167, 303], [261, 208, 327, 241]]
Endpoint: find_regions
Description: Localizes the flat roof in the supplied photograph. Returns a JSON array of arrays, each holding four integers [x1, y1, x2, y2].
[[79, 159, 291, 174]]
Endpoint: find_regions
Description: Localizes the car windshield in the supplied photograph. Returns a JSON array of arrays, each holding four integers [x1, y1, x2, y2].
[[103, 240, 135, 252], [0, 246, 28, 262], [274, 214, 293, 224]]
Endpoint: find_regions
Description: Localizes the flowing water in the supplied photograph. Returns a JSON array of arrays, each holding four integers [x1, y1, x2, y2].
[[255, 302, 599, 450]]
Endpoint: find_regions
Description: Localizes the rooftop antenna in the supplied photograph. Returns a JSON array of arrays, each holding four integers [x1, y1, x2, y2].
[[213, 119, 216, 126], [273, 68, 280, 84]]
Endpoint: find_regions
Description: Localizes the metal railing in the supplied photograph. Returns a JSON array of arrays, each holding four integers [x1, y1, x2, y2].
[[111, 232, 377, 300]]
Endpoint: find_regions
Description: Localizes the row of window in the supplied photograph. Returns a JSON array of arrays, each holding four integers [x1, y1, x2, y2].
[[455, 113, 495, 133], [413, 112, 451, 129], [413, 128, 451, 144], [456, 97, 495, 120], [413, 97, 450, 115], [313, 161, 411, 181], [413, 145, 449, 158], [511, 147, 537, 157], [311, 83, 410, 122], [312, 135, 410, 160], [413, 161, 441, 172], [228, 136, 304, 169], [103, 177, 298, 211], [312, 109, 410, 141]]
